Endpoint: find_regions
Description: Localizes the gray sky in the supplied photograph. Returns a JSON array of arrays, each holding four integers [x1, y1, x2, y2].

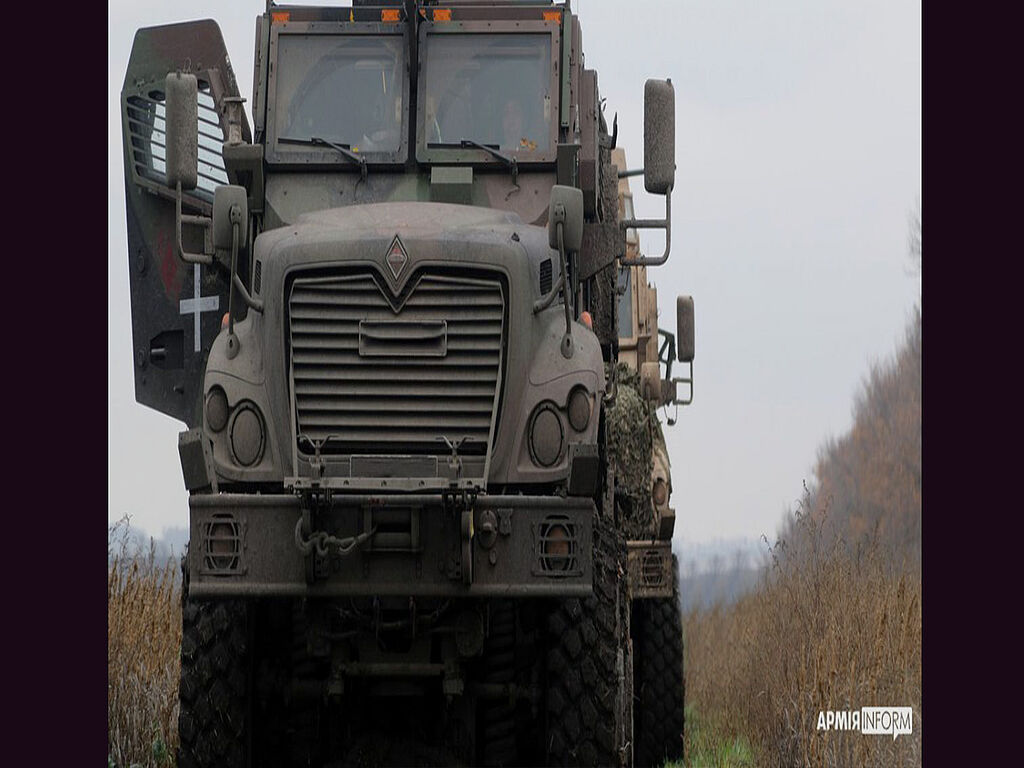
[[108, 0, 921, 547]]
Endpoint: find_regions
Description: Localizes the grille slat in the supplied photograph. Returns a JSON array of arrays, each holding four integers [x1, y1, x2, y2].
[[298, 413, 493, 428], [289, 271, 504, 458], [293, 351, 499, 366], [292, 290, 502, 306], [290, 306, 503, 322], [294, 382, 497, 397], [291, 367, 499, 383], [291, 327, 501, 341], [291, 318, 501, 331], [297, 397, 495, 413], [297, 431, 491, 447]]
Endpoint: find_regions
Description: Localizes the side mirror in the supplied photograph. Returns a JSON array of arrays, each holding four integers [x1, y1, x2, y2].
[[164, 72, 198, 191], [643, 79, 675, 195], [676, 295, 694, 362], [621, 80, 675, 267], [213, 185, 248, 250], [548, 185, 584, 252]]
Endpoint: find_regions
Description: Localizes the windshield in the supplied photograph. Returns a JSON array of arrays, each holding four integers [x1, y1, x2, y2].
[[274, 34, 405, 154], [423, 34, 552, 154]]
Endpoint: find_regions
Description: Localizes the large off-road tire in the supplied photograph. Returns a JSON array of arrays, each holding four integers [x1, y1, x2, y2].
[[479, 600, 519, 767], [546, 518, 629, 766], [633, 556, 684, 768], [177, 596, 251, 768]]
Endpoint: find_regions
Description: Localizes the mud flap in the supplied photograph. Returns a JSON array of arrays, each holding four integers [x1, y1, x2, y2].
[[120, 20, 251, 425]]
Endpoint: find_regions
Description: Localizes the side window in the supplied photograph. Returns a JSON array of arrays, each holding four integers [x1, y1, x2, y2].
[[125, 81, 228, 202]]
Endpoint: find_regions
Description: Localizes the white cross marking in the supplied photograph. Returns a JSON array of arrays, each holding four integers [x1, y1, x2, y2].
[[179, 265, 220, 352]]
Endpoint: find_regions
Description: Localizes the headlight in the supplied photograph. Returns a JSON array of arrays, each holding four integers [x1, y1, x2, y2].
[[653, 477, 669, 507], [540, 521, 574, 572], [529, 404, 564, 467], [205, 386, 229, 433], [229, 402, 265, 467], [567, 386, 591, 432]]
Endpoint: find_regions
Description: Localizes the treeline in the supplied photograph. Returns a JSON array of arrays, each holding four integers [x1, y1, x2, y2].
[[682, 220, 923, 766], [107, 516, 188, 579], [782, 305, 921, 566]]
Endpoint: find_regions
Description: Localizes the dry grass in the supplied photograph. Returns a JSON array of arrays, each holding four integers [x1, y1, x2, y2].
[[683, 492, 921, 767], [107, 518, 182, 767]]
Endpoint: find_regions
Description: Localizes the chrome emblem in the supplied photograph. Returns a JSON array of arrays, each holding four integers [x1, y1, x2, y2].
[[385, 235, 409, 279]]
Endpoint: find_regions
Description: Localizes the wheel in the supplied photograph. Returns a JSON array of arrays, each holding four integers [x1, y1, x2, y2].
[[177, 595, 251, 768], [633, 556, 684, 768], [546, 516, 630, 766]]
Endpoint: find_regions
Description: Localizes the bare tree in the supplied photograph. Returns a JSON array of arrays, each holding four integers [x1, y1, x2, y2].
[[908, 197, 921, 275]]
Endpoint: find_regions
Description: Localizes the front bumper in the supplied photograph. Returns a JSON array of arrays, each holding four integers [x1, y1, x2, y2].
[[188, 493, 594, 598]]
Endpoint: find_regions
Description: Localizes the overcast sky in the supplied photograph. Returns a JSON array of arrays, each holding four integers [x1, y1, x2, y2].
[[108, 0, 921, 546]]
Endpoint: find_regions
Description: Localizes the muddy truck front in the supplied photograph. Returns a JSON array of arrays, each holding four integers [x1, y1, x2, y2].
[[120, 1, 693, 764]]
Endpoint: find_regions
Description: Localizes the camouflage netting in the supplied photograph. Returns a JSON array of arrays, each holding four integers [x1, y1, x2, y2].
[[588, 260, 619, 346], [606, 362, 665, 539]]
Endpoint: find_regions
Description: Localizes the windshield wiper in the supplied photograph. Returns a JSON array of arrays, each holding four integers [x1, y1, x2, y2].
[[279, 135, 367, 181], [430, 138, 518, 185]]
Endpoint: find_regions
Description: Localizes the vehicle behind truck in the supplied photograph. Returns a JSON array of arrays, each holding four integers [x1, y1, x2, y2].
[[120, 2, 695, 765]]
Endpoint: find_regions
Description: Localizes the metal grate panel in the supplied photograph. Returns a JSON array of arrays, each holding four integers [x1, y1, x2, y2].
[[200, 513, 244, 574], [641, 549, 666, 588], [534, 514, 581, 577], [125, 84, 228, 201], [539, 258, 552, 295]]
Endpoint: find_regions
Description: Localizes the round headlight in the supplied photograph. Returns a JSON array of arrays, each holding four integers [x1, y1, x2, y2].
[[205, 387, 229, 433], [229, 403, 265, 467], [567, 387, 591, 432], [653, 477, 669, 507], [529, 404, 564, 467]]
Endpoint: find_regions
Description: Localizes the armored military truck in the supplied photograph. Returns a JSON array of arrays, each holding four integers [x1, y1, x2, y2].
[[609, 145, 694, 766], [120, 2, 695, 765]]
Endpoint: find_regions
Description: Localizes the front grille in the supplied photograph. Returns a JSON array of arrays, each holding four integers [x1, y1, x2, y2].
[[289, 270, 505, 456]]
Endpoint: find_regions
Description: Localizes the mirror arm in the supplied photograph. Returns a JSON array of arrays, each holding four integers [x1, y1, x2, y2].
[[175, 181, 213, 266], [533, 270, 565, 313], [228, 204, 263, 314], [224, 209, 264, 361], [232, 271, 264, 314], [556, 221, 574, 359], [671, 360, 693, 407], [619, 187, 671, 267], [657, 328, 676, 381], [530, 221, 575, 358], [225, 217, 240, 358]]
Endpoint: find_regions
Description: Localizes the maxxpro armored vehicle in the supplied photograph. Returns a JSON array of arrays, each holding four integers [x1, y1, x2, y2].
[[120, 2, 695, 765]]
